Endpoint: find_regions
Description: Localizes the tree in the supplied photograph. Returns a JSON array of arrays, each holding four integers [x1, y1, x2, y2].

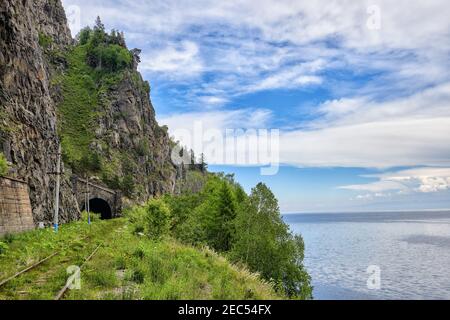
[[200, 153, 207, 173], [212, 181, 237, 251], [94, 16, 105, 33], [143, 199, 171, 240], [190, 149, 195, 166], [77, 27, 92, 45], [231, 183, 312, 299]]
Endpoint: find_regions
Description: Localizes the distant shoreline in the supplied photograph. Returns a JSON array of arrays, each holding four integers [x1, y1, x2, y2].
[[282, 209, 450, 215]]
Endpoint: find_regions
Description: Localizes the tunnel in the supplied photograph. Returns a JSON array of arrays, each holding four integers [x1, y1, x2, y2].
[[88, 198, 113, 220]]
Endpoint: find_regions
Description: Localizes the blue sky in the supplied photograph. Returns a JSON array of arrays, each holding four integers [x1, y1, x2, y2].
[[62, 0, 450, 212]]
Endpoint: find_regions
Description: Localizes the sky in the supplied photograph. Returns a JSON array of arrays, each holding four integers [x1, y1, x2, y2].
[[62, 0, 450, 213]]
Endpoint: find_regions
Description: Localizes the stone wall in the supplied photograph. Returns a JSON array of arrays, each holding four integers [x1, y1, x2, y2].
[[0, 177, 35, 236]]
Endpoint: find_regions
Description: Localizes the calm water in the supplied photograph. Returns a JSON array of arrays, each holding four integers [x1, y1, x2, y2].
[[284, 211, 450, 300]]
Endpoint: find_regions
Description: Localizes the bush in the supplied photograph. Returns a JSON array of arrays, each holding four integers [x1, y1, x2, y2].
[[121, 175, 136, 198], [81, 211, 101, 223], [133, 247, 146, 259], [0, 241, 8, 256], [38, 32, 52, 49], [143, 199, 171, 240], [0, 153, 8, 176], [130, 269, 145, 284], [127, 199, 171, 240]]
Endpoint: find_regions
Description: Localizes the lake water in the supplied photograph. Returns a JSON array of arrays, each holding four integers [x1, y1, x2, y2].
[[284, 211, 450, 300]]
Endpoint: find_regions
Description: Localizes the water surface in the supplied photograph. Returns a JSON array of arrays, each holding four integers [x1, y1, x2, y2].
[[285, 211, 450, 300]]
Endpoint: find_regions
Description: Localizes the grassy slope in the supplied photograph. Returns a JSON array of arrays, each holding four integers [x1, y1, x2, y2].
[[0, 219, 281, 300]]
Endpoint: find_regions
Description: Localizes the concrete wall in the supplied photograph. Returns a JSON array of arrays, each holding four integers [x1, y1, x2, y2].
[[0, 177, 35, 236]]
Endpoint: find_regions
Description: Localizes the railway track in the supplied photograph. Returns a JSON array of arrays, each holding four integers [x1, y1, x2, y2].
[[54, 244, 102, 300], [0, 236, 102, 300]]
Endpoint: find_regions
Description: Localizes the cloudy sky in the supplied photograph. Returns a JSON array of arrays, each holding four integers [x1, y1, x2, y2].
[[62, 0, 450, 213]]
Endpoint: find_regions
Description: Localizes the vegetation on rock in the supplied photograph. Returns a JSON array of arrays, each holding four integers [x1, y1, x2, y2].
[[56, 17, 174, 199], [0, 153, 8, 176]]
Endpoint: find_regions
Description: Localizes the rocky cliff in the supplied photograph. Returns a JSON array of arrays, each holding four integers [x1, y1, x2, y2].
[[0, 0, 177, 226], [0, 0, 79, 224]]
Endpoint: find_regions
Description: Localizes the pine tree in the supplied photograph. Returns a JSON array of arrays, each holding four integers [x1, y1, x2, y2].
[[200, 153, 207, 173], [190, 149, 196, 167], [213, 182, 237, 251], [94, 16, 105, 32]]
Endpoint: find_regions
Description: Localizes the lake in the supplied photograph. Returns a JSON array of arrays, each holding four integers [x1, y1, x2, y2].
[[284, 211, 450, 300]]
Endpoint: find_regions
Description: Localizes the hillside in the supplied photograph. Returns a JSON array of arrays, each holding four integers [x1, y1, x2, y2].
[[0, 0, 176, 226], [0, 217, 281, 300]]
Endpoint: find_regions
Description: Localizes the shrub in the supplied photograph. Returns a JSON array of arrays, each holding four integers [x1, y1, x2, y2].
[[130, 269, 145, 284], [2, 233, 15, 244], [38, 32, 52, 49], [0, 241, 8, 256], [143, 199, 171, 240], [121, 175, 135, 198], [133, 224, 145, 235], [114, 257, 127, 270], [81, 211, 101, 223], [133, 247, 145, 259], [0, 153, 8, 176]]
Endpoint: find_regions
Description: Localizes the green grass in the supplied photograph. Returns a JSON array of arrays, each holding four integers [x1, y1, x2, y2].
[[0, 219, 282, 300]]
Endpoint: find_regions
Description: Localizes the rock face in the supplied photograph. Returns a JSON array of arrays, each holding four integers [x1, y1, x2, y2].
[[0, 0, 177, 226], [0, 0, 79, 224], [94, 68, 177, 201]]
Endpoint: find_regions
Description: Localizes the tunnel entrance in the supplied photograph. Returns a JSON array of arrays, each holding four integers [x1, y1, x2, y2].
[[88, 198, 112, 220]]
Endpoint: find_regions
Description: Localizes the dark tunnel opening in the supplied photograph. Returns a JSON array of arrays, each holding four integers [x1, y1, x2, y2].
[[87, 198, 113, 220]]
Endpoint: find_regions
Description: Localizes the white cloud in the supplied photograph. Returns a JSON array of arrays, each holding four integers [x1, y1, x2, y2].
[[158, 82, 450, 169], [279, 83, 450, 168], [341, 167, 450, 200], [139, 41, 203, 78], [159, 108, 272, 134], [62, 0, 450, 171], [342, 181, 408, 193]]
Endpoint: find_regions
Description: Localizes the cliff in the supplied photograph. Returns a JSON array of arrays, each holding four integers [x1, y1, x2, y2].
[[0, 1, 177, 226], [0, 0, 78, 224]]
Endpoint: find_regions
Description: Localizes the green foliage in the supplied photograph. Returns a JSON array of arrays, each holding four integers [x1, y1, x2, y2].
[[0, 153, 8, 176], [121, 175, 136, 198], [130, 269, 145, 284], [0, 241, 8, 256], [58, 45, 98, 173], [163, 174, 312, 299], [0, 218, 280, 300], [136, 139, 150, 157], [38, 32, 53, 49], [59, 18, 134, 178], [77, 17, 132, 72], [127, 199, 172, 240], [77, 27, 92, 45], [231, 183, 312, 299], [144, 199, 171, 240], [210, 182, 237, 251], [89, 44, 132, 72], [81, 210, 101, 223]]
